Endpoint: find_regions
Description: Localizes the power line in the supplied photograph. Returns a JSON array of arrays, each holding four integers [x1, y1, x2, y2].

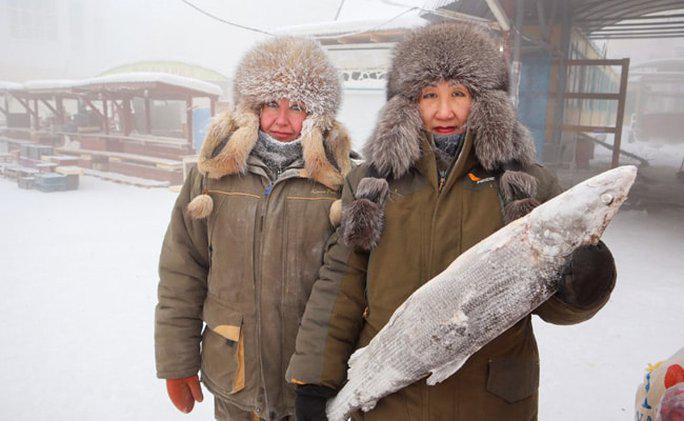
[[334, 0, 346, 20], [180, 0, 274, 36], [178, 0, 440, 43], [313, 6, 419, 39]]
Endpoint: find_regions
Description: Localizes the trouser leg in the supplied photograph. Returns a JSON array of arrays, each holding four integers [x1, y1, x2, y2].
[[214, 397, 260, 421]]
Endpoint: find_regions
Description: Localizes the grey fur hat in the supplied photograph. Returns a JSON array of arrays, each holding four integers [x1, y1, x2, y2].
[[341, 23, 540, 250]]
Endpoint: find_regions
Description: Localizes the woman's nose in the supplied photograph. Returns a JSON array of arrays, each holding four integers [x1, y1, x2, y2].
[[275, 108, 290, 126], [435, 98, 454, 120]]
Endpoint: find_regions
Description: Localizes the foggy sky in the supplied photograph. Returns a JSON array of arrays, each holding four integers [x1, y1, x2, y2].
[[0, 0, 420, 82], [2, 1, 683, 83]]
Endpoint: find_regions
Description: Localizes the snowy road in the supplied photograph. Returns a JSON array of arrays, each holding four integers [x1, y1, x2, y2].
[[1, 176, 682, 420]]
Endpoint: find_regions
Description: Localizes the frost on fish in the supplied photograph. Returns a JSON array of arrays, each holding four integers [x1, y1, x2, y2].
[[326, 166, 637, 421]]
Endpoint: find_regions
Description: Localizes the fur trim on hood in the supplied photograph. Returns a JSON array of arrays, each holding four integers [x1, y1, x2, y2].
[[344, 23, 540, 250]]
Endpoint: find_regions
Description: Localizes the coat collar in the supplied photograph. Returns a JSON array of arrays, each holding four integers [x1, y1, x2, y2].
[[414, 129, 478, 192]]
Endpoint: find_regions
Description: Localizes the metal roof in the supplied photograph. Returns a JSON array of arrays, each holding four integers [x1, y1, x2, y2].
[[2, 72, 222, 99], [435, 0, 684, 39]]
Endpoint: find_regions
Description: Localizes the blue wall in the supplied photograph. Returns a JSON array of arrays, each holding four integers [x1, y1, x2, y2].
[[518, 51, 552, 162], [192, 108, 211, 152]]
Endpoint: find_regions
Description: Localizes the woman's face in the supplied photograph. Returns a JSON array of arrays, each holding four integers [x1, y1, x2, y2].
[[259, 99, 307, 142], [417, 81, 472, 136]]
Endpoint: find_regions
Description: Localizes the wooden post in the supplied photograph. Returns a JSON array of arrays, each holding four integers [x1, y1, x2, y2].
[[612, 58, 630, 168], [123, 98, 132, 136], [103, 98, 110, 134], [552, 1, 572, 162], [0, 94, 9, 117], [56, 96, 65, 125], [509, 0, 524, 107], [186, 96, 193, 147], [144, 97, 152, 134], [33, 99, 40, 130]]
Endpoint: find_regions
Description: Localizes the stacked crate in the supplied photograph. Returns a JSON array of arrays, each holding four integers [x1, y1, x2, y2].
[[55, 166, 82, 190], [19, 144, 53, 167], [34, 173, 69, 192]]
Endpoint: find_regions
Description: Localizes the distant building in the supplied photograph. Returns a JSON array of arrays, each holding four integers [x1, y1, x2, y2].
[[627, 58, 684, 144]]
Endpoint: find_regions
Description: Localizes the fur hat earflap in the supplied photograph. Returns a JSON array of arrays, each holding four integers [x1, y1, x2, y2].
[[468, 90, 536, 172], [187, 193, 214, 219], [197, 107, 259, 179], [362, 95, 423, 179], [341, 177, 389, 250], [300, 117, 350, 190]]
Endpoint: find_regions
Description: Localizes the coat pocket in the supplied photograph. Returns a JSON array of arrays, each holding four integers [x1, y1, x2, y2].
[[486, 356, 539, 403], [201, 296, 245, 395]]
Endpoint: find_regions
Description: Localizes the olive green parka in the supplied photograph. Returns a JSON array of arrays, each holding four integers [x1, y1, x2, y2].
[[155, 108, 353, 419], [286, 23, 616, 420]]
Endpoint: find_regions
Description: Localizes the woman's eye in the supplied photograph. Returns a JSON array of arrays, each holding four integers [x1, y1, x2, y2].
[[290, 104, 303, 112], [422, 92, 437, 99], [452, 91, 465, 97], [266, 101, 278, 108]]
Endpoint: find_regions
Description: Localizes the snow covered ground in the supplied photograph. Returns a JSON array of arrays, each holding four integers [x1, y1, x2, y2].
[[1, 175, 682, 420]]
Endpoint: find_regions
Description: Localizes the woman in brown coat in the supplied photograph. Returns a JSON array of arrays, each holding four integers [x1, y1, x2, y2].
[[154, 36, 353, 420], [288, 23, 616, 420]]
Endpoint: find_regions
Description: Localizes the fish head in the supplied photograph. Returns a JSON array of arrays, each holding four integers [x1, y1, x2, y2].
[[527, 165, 637, 258]]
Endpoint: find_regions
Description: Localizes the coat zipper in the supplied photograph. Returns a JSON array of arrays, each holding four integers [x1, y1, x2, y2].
[[438, 171, 447, 192], [252, 169, 299, 417], [253, 174, 276, 416]]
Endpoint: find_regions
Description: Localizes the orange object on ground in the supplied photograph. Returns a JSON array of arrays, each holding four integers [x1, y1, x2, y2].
[[166, 375, 203, 413]]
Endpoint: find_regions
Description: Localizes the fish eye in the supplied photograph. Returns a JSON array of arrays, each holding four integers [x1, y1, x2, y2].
[[600, 193, 613, 205]]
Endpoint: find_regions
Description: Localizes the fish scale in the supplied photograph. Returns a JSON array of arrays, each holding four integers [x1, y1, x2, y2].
[[326, 166, 637, 421]]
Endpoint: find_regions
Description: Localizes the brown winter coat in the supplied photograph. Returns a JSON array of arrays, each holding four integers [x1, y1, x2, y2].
[[155, 109, 352, 420], [286, 130, 615, 420]]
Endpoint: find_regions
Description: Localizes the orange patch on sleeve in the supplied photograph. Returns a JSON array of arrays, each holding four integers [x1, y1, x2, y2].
[[467, 172, 481, 182]]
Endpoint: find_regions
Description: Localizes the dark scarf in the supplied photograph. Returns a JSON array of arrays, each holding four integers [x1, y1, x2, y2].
[[432, 132, 466, 176], [251, 130, 303, 179]]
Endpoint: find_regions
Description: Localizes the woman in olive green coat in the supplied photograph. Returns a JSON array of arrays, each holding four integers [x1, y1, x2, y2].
[[154, 37, 353, 420], [288, 23, 616, 421]]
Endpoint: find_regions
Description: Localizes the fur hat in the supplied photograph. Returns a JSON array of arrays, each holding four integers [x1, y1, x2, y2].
[[341, 23, 539, 250], [189, 36, 351, 219], [233, 36, 341, 122]]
